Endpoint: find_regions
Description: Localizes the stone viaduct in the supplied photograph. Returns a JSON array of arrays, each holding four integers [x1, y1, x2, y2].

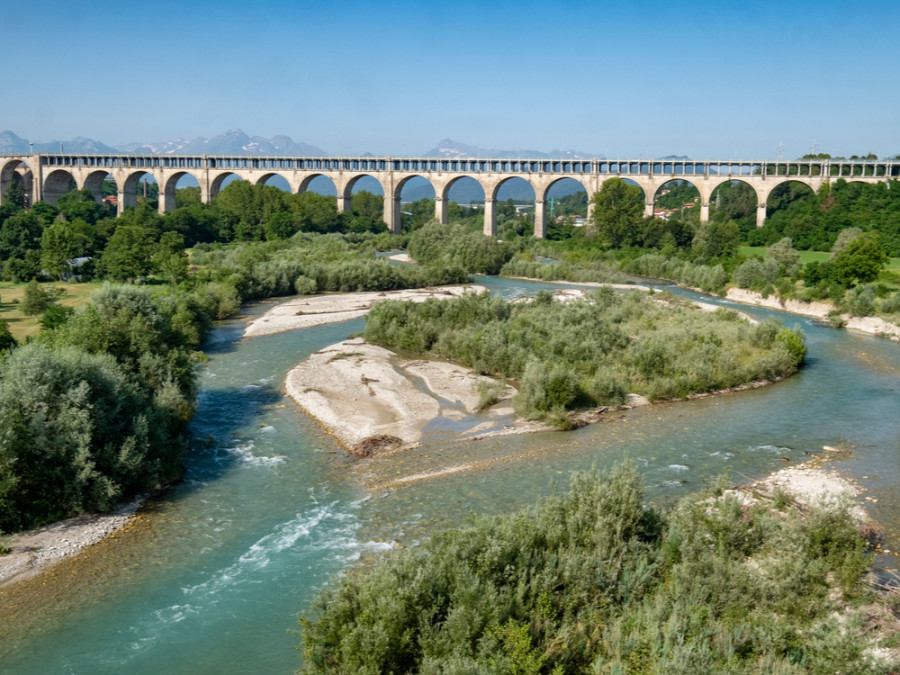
[[1, 153, 897, 237]]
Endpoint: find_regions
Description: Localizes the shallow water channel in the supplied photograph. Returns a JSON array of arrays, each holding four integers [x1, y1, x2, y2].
[[1, 276, 900, 674]]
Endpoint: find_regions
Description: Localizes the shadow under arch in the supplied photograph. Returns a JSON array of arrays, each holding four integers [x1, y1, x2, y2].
[[43, 168, 77, 205], [0, 158, 35, 206]]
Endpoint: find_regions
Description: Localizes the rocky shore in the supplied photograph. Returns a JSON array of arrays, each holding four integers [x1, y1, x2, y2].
[[726, 287, 900, 340], [0, 497, 143, 588]]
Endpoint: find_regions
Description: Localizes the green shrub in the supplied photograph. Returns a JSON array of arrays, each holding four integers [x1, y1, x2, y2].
[[365, 290, 804, 418], [299, 464, 876, 674]]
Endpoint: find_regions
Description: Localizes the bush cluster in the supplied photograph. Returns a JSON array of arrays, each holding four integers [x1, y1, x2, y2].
[[364, 288, 805, 419], [299, 464, 875, 673], [408, 221, 515, 274], [0, 285, 199, 530]]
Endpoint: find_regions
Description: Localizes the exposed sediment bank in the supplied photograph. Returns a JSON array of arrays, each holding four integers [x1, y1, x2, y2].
[[284, 338, 518, 451], [243, 285, 485, 338], [726, 287, 900, 341], [0, 497, 144, 589]]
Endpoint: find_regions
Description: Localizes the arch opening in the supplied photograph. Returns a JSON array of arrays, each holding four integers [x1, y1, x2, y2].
[[653, 179, 700, 224], [299, 174, 337, 196], [209, 172, 245, 200], [43, 169, 77, 206], [397, 175, 436, 233], [255, 173, 291, 192], [1, 159, 34, 208], [749, 180, 819, 248], [342, 175, 387, 234], [162, 172, 202, 212], [122, 171, 158, 211], [83, 170, 117, 208], [709, 180, 758, 237], [544, 177, 588, 239], [493, 177, 536, 239], [441, 176, 485, 231]]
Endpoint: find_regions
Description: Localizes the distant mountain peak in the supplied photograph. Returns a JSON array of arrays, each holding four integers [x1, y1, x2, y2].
[[115, 130, 328, 156]]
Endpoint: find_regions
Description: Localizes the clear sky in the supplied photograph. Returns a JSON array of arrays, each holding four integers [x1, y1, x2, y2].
[[3, 0, 898, 159]]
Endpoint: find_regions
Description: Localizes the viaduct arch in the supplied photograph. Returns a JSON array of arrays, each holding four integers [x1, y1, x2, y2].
[[0, 154, 896, 237]]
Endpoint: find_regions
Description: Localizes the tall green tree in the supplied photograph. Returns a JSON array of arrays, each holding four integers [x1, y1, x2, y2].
[[99, 225, 155, 281], [832, 231, 888, 285], [589, 178, 644, 248], [41, 221, 91, 280]]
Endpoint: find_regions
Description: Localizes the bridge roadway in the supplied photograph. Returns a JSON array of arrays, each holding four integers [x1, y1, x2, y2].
[[1, 154, 897, 237]]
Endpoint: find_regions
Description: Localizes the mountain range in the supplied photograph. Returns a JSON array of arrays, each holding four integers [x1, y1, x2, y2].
[[0, 130, 611, 160]]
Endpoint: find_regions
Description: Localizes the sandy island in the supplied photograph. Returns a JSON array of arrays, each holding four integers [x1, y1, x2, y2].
[[285, 338, 518, 452], [244, 285, 485, 338]]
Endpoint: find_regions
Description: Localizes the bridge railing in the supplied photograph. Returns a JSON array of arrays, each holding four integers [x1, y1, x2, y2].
[[2, 154, 897, 179]]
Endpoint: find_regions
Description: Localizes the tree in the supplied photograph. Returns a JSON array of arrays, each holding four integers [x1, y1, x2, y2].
[[154, 232, 189, 284], [589, 178, 644, 248], [692, 220, 740, 263], [57, 188, 102, 225], [0, 343, 159, 530], [41, 221, 91, 280], [265, 211, 302, 240], [99, 226, 155, 281], [5, 177, 26, 209], [291, 192, 341, 234], [0, 319, 16, 352], [351, 190, 384, 223], [0, 212, 42, 262], [832, 231, 888, 285], [829, 227, 864, 260], [21, 280, 50, 315], [766, 237, 802, 277]]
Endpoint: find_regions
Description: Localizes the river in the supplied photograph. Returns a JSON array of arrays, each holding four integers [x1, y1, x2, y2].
[[1, 276, 899, 674]]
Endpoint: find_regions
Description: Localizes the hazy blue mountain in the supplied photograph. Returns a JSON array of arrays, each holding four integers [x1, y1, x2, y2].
[[116, 129, 329, 156], [659, 154, 691, 160], [424, 138, 602, 160], [0, 130, 119, 154]]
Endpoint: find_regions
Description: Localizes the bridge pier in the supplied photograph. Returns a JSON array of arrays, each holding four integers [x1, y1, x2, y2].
[[533, 199, 546, 239], [483, 199, 497, 237], [384, 195, 402, 234], [700, 203, 710, 223], [756, 203, 767, 228], [644, 201, 654, 218], [435, 197, 448, 225], [336, 194, 351, 214]]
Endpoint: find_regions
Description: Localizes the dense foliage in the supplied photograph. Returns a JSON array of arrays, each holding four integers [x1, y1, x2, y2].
[[364, 288, 805, 420], [750, 180, 900, 255], [408, 221, 515, 274], [0, 285, 198, 530], [299, 464, 877, 673]]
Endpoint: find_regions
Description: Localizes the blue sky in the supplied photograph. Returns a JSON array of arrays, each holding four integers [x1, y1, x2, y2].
[[3, 0, 898, 159]]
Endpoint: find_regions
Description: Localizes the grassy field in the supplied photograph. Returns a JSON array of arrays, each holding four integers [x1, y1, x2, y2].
[[0, 281, 102, 342], [740, 246, 900, 272]]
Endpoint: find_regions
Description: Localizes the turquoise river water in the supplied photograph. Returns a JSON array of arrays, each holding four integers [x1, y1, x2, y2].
[[1, 276, 899, 674]]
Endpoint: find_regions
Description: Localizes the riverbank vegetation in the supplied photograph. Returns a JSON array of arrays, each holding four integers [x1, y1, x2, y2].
[[364, 288, 805, 422], [0, 186, 478, 532], [0, 285, 199, 531], [486, 175, 900, 327], [299, 463, 889, 673]]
